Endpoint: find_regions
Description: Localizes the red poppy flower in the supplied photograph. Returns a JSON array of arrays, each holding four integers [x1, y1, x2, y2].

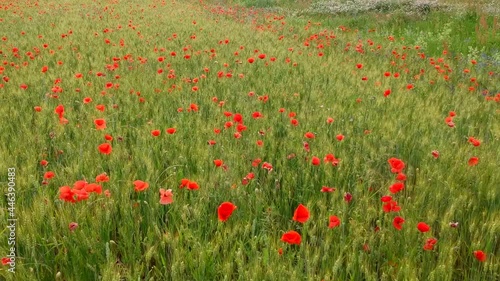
[[247, 57, 255, 63], [96, 104, 105, 112], [73, 189, 89, 201], [34, 106, 42, 112], [59, 186, 76, 203], [98, 143, 112, 154], [417, 222, 430, 233], [336, 134, 344, 141], [95, 173, 109, 183], [133, 180, 149, 192], [383, 200, 401, 213], [159, 188, 173, 205], [396, 173, 406, 181], [252, 158, 262, 167], [311, 156, 321, 166], [163, 128, 176, 135], [73, 180, 88, 190], [304, 132, 315, 139], [151, 129, 161, 137], [473, 250, 487, 262], [389, 182, 405, 194], [326, 117, 334, 124], [69, 222, 78, 232], [94, 119, 106, 130], [302, 141, 310, 152], [329, 215, 341, 229], [423, 238, 437, 251], [262, 162, 273, 172], [232, 113, 243, 123], [321, 186, 336, 192], [40, 159, 48, 166], [252, 111, 263, 119], [59, 117, 69, 125], [83, 97, 92, 104], [344, 192, 353, 203], [179, 179, 190, 189], [236, 124, 247, 132], [393, 216, 405, 230], [431, 150, 439, 159], [54, 104, 64, 118], [1, 257, 10, 265], [468, 157, 479, 166], [388, 158, 405, 173], [293, 204, 310, 223], [189, 103, 199, 112], [281, 230, 301, 245], [218, 202, 237, 222], [468, 137, 481, 147], [105, 134, 113, 141], [381, 195, 392, 202], [214, 159, 224, 167], [324, 154, 340, 166], [84, 183, 102, 194], [44, 171, 55, 179], [187, 181, 199, 190]]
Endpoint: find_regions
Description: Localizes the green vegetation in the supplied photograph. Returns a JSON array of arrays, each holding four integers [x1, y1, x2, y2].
[[0, 0, 498, 280]]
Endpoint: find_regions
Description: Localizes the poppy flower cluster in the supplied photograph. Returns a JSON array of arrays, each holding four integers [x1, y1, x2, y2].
[[179, 178, 200, 190], [444, 111, 456, 127], [382, 158, 408, 230], [59, 178, 106, 203], [387, 158, 406, 194], [54, 104, 68, 125], [4, 3, 498, 277], [241, 172, 255, 185], [381, 195, 401, 213], [324, 154, 340, 166]]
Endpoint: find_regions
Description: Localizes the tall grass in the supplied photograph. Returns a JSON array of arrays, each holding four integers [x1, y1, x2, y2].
[[0, 0, 498, 280]]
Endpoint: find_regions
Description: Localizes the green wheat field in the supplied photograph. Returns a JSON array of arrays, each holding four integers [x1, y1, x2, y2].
[[0, 0, 499, 280]]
